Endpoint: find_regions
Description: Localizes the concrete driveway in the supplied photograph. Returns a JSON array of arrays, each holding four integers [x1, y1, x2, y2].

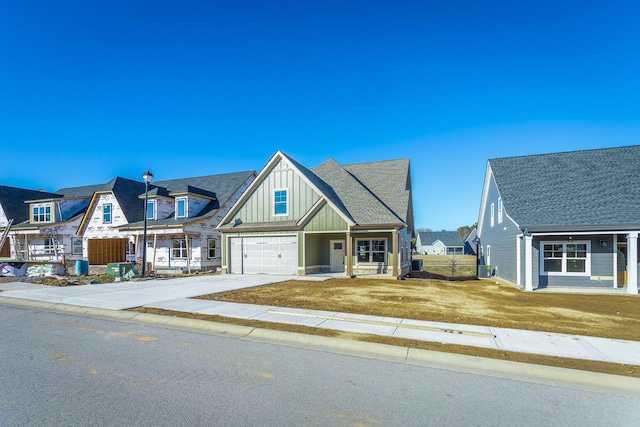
[[0, 274, 309, 310]]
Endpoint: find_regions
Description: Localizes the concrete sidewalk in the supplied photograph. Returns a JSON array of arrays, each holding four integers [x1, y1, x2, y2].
[[1, 275, 639, 367]]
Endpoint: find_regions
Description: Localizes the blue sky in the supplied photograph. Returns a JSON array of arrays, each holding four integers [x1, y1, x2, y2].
[[1, 1, 639, 231]]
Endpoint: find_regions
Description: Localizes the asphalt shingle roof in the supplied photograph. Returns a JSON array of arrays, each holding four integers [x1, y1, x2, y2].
[[310, 157, 411, 226], [418, 231, 462, 247], [489, 145, 640, 229], [124, 171, 255, 228], [0, 186, 61, 224]]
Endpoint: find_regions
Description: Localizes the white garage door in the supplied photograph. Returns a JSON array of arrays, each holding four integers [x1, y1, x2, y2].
[[229, 236, 298, 275]]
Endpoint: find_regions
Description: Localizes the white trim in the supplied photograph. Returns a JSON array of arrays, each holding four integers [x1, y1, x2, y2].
[[273, 188, 289, 216], [627, 232, 638, 294], [490, 203, 495, 227], [516, 235, 521, 287], [540, 240, 591, 277], [176, 197, 188, 219], [217, 151, 356, 229], [147, 199, 157, 220], [497, 197, 503, 224], [524, 234, 533, 291], [613, 234, 618, 288]]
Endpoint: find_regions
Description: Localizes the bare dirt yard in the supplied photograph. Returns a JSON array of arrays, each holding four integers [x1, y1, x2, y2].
[[170, 274, 640, 378]]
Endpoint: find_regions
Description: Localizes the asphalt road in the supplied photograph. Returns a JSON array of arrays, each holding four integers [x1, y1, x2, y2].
[[1, 305, 638, 427]]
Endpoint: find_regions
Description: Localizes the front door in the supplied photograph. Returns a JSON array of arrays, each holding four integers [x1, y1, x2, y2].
[[330, 240, 345, 272]]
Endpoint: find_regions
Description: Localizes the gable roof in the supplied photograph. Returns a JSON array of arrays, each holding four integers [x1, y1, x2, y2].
[[219, 151, 413, 230], [0, 185, 61, 224], [418, 231, 463, 247], [488, 145, 640, 230]]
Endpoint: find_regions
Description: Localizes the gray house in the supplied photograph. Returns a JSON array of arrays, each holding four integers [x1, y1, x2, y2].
[[416, 231, 464, 255], [477, 145, 640, 294]]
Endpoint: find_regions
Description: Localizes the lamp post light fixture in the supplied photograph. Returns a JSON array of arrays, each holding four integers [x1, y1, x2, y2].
[[141, 170, 153, 276]]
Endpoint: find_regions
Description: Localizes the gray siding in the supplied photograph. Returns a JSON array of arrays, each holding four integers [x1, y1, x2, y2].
[[478, 173, 520, 283], [535, 235, 615, 288]]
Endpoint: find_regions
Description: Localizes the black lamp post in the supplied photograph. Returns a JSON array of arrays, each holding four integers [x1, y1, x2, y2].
[[141, 170, 153, 276]]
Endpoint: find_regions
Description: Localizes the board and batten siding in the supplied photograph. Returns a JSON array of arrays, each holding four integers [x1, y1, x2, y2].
[[233, 159, 320, 224], [479, 173, 520, 284], [303, 203, 348, 232]]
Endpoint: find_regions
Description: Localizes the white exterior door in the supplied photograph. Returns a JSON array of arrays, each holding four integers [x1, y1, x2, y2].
[[330, 240, 345, 272], [229, 236, 297, 275]]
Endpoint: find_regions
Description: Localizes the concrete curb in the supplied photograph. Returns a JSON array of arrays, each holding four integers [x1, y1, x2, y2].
[[1, 296, 639, 397]]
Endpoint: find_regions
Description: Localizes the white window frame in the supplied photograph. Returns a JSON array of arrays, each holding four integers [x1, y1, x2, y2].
[[43, 237, 56, 254], [147, 200, 157, 220], [171, 238, 188, 259], [497, 197, 503, 224], [103, 203, 112, 224], [32, 203, 53, 223], [176, 198, 187, 219], [356, 239, 387, 263], [540, 240, 591, 276], [273, 189, 288, 216], [490, 203, 495, 227]]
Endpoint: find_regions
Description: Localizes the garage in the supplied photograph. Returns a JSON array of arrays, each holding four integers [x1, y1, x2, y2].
[[229, 236, 297, 275]]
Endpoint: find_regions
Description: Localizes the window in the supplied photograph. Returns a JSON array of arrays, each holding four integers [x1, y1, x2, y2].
[[273, 189, 288, 216], [44, 238, 55, 254], [490, 203, 495, 227], [176, 198, 187, 218], [103, 204, 112, 224], [498, 198, 503, 224], [147, 200, 156, 220], [357, 239, 386, 263], [207, 239, 218, 259], [72, 237, 83, 255], [172, 238, 188, 259], [541, 241, 590, 275], [32, 204, 52, 223]]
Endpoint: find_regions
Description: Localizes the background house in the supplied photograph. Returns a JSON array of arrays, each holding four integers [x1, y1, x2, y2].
[[415, 231, 464, 255], [217, 151, 414, 278], [3, 184, 101, 266], [477, 145, 640, 294], [117, 171, 255, 274], [0, 185, 61, 258]]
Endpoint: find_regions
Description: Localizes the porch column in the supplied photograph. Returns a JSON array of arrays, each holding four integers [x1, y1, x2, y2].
[[392, 229, 399, 278], [346, 231, 353, 277], [185, 234, 191, 274], [524, 234, 533, 291], [627, 232, 638, 294], [612, 234, 618, 288], [152, 234, 158, 273]]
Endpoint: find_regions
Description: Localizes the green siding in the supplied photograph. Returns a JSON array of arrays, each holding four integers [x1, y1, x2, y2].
[[303, 203, 348, 232], [230, 158, 320, 224]]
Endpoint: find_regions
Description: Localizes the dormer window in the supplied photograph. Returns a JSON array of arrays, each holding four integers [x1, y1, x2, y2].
[[176, 198, 187, 219], [147, 200, 156, 220], [32, 203, 52, 223], [273, 189, 288, 216]]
